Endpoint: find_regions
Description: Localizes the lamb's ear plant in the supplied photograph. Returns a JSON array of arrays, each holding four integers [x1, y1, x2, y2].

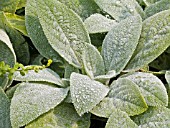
[[1, 0, 170, 128]]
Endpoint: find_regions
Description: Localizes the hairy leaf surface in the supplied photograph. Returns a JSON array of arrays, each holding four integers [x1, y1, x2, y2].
[[0, 0, 20, 13], [10, 83, 68, 128], [133, 107, 170, 128], [94, 0, 144, 21], [0, 29, 16, 67], [108, 78, 148, 116], [36, 0, 90, 68], [0, 88, 11, 128], [13, 68, 64, 87], [105, 109, 138, 128], [123, 72, 168, 106], [70, 73, 109, 116], [102, 15, 142, 73], [84, 13, 117, 34], [126, 10, 170, 71], [83, 43, 105, 78], [25, 0, 63, 63]]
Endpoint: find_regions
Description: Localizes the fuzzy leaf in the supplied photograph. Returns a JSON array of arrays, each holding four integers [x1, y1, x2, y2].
[[143, 0, 161, 6], [64, 64, 79, 79], [36, 0, 90, 68], [0, 75, 9, 89], [10, 83, 68, 128], [123, 72, 168, 106], [13, 68, 64, 87], [25, 0, 63, 63], [126, 10, 170, 71], [5, 13, 27, 36], [58, 0, 100, 21], [108, 78, 148, 116], [145, 0, 170, 19], [0, 0, 20, 13], [105, 109, 138, 128], [90, 97, 114, 118], [165, 71, 170, 86], [0, 29, 16, 67], [102, 15, 142, 74], [83, 43, 105, 78], [84, 13, 117, 34], [94, 0, 144, 21], [0, 88, 11, 128], [17, 0, 26, 9], [133, 107, 170, 128], [70, 73, 109, 116]]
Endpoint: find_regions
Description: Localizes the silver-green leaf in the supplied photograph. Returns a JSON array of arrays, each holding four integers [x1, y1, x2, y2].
[[10, 82, 69, 128], [84, 13, 117, 34], [123, 72, 168, 106], [126, 10, 170, 71], [70, 73, 109, 116], [36, 0, 90, 68], [108, 78, 148, 116], [102, 15, 142, 74], [83, 43, 105, 78]]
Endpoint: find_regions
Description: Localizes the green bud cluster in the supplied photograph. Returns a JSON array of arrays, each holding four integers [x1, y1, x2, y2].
[[0, 59, 53, 80]]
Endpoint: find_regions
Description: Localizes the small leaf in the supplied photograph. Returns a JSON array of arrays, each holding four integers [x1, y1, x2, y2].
[[102, 15, 142, 74], [0, 75, 9, 89], [64, 63, 79, 79], [105, 109, 138, 128], [0, 29, 16, 67], [133, 106, 170, 128], [83, 43, 105, 78], [0, 87, 11, 128], [108, 78, 148, 116], [70, 73, 109, 116], [5, 13, 28, 36], [90, 97, 114, 118], [94, 0, 144, 21], [123, 72, 168, 106], [84, 13, 117, 34], [13, 68, 64, 87], [36, 0, 90, 68], [144, 0, 170, 19], [25, 0, 63, 63], [126, 10, 170, 71], [10, 82, 69, 128]]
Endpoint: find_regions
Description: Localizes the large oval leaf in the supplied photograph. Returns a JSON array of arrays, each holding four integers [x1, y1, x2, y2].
[[144, 0, 170, 19], [102, 15, 142, 74], [10, 83, 69, 128], [126, 10, 170, 71], [36, 0, 90, 68], [70, 73, 109, 116], [0, 29, 16, 67], [13, 68, 64, 87], [82, 43, 105, 78], [0, 88, 11, 128], [108, 78, 148, 116], [25, 0, 63, 63], [105, 109, 138, 128], [94, 0, 144, 21], [84, 13, 117, 34], [133, 107, 170, 128], [123, 72, 168, 106]]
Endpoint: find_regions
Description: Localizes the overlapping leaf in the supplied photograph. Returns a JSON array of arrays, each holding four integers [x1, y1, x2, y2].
[[0, 0, 20, 13], [94, 0, 144, 21], [143, 0, 161, 6], [144, 0, 170, 19], [0, 29, 16, 67], [0, 88, 11, 128], [105, 109, 138, 128], [133, 107, 170, 128], [13, 68, 64, 87], [10, 83, 69, 128], [108, 78, 148, 116], [36, 0, 90, 68], [123, 72, 168, 106], [126, 10, 170, 71], [102, 15, 142, 73], [70, 73, 109, 116], [84, 13, 117, 34], [25, 0, 63, 63], [82, 43, 105, 78]]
